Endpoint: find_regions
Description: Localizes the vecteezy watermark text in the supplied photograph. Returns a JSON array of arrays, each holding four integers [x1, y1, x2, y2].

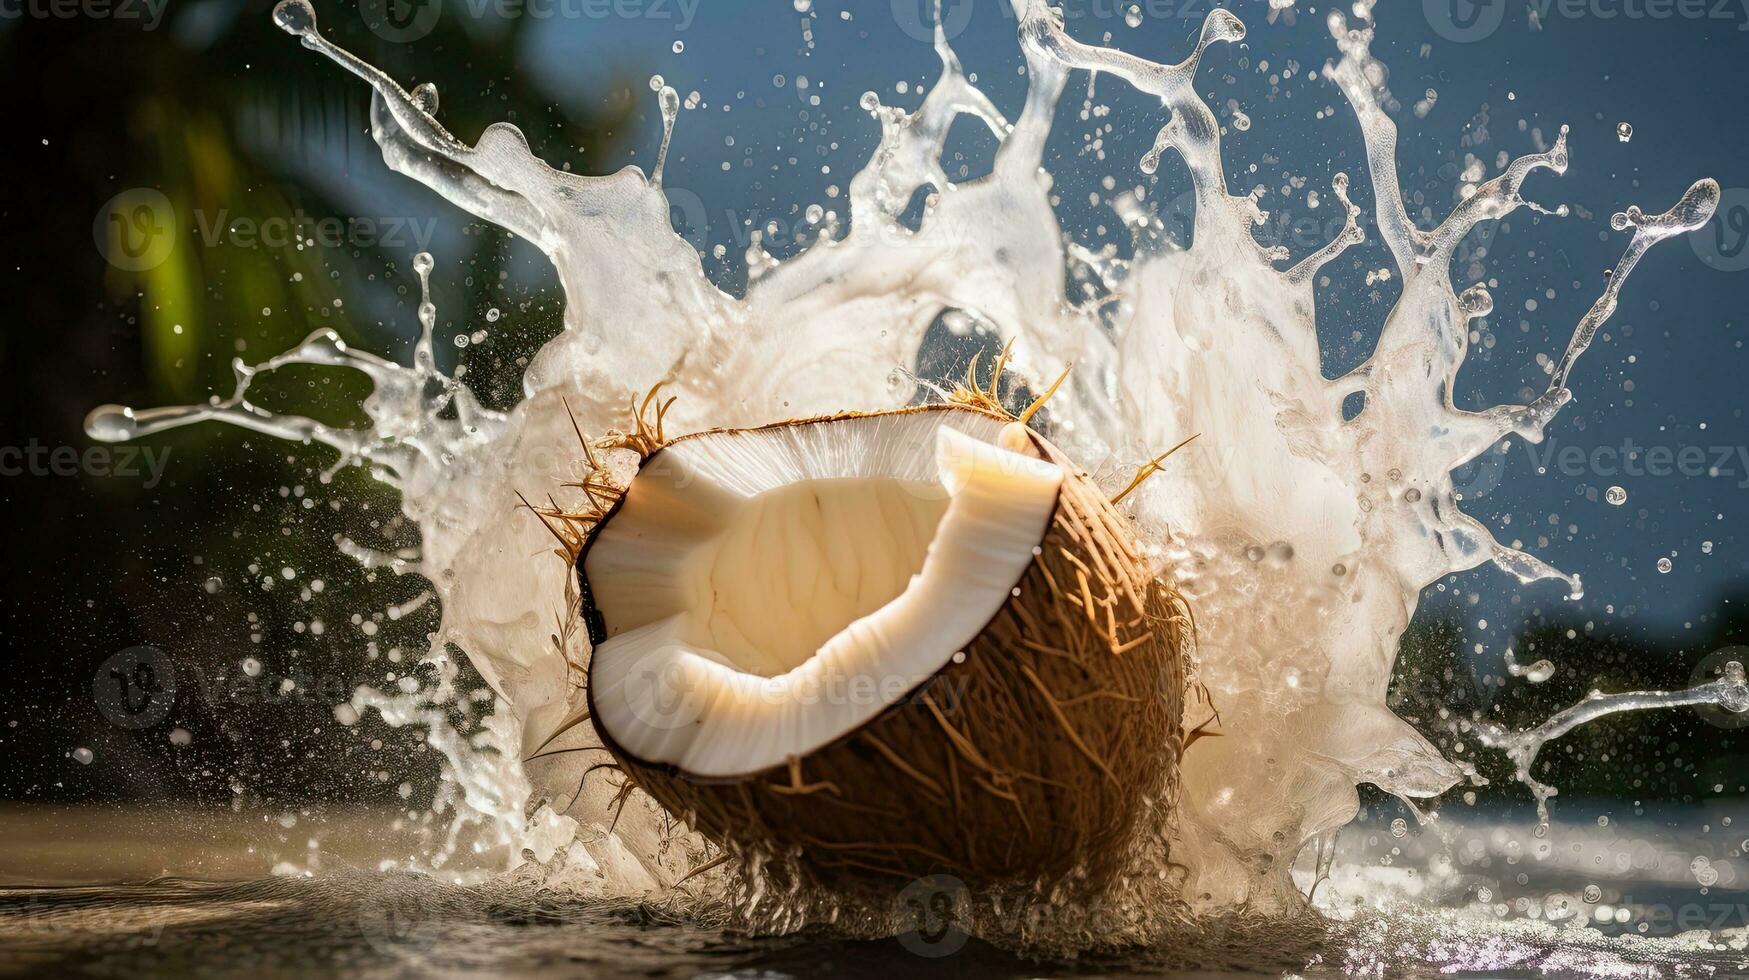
[[360, 0, 701, 42], [1426, 0, 1749, 43], [1, 441, 170, 488], [193, 209, 439, 253], [0, 0, 168, 29], [1529, 437, 1749, 487], [95, 189, 441, 273], [95, 645, 378, 730]]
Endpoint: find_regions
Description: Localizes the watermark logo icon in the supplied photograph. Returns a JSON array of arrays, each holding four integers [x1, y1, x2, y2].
[[625, 662, 708, 732], [358, 888, 443, 956], [93, 645, 176, 729], [94, 189, 175, 273], [1425, 0, 1506, 42], [1692, 187, 1749, 273], [362, 0, 442, 42], [1450, 442, 1508, 500], [892, 0, 974, 43], [894, 873, 971, 957]]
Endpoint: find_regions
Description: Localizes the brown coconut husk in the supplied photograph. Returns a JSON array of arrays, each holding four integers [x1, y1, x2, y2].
[[531, 363, 1191, 898]]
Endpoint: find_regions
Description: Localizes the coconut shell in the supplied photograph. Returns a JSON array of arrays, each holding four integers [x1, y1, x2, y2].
[[581, 410, 1187, 892]]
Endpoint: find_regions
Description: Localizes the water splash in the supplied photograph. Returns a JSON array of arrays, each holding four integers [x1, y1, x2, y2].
[[1476, 660, 1749, 827], [88, 0, 1742, 933]]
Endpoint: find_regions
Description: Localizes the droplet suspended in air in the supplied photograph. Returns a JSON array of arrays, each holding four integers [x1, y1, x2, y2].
[[1605, 485, 1627, 506], [271, 0, 315, 36], [1656, 557, 1673, 574], [1616, 122, 1633, 143]]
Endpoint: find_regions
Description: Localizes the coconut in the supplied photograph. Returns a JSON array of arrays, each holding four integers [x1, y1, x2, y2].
[[540, 382, 1188, 893]]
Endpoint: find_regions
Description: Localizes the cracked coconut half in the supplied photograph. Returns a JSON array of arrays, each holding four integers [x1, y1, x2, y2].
[[557, 388, 1188, 891]]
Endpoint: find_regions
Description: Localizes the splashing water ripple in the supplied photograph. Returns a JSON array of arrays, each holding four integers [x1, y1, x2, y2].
[[83, 0, 1745, 959]]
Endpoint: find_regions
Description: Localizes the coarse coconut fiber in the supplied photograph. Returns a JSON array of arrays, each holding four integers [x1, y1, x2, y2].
[[531, 370, 1193, 908]]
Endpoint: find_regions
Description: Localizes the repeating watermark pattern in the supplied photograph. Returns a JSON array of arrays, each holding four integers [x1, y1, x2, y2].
[[93, 646, 177, 729], [0, 0, 168, 28], [357, 888, 444, 957], [1424, 0, 1508, 42], [1451, 443, 1510, 500], [1427, 0, 1749, 42], [93, 646, 373, 730], [95, 189, 439, 272], [1692, 186, 1749, 272], [892, 0, 975, 41], [894, 874, 971, 957], [1457, 435, 1749, 501], [891, 0, 1223, 43], [94, 189, 176, 273], [622, 661, 974, 732], [1531, 437, 1749, 487], [1616, 897, 1749, 935], [360, 0, 703, 43], [192, 209, 439, 253], [359, 0, 443, 42], [0, 441, 171, 487]]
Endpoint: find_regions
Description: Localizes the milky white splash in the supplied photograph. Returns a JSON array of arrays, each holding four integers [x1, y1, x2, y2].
[[86, 0, 1739, 929]]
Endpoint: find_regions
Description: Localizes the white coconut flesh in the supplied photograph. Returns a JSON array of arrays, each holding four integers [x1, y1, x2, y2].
[[585, 410, 1065, 779]]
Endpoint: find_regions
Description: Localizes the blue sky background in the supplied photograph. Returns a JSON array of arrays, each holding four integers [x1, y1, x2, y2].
[[306, 0, 1749, 665]]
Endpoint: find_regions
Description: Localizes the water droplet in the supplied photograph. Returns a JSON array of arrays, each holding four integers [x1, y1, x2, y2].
[[1693, 856, 1720, 886], [1616, 122, 1633, 143], [411, 82, 439, 115], [1403, 487, 1422, 503], [1605, 485, 1627, 506], [1583, 884, 1602, 903], [84, 405, 139, 442], [793, 0, 811, 10], [1657, 557, 1673, 574], [672, 40, 684, 54], [71, 747, 94, 765], [485, 307, 501, 323], [1390, 818, 1408, 838], [1124, 4, 1143, 27], [242, 657, 263, 677], [271, 0, 315, 36]]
